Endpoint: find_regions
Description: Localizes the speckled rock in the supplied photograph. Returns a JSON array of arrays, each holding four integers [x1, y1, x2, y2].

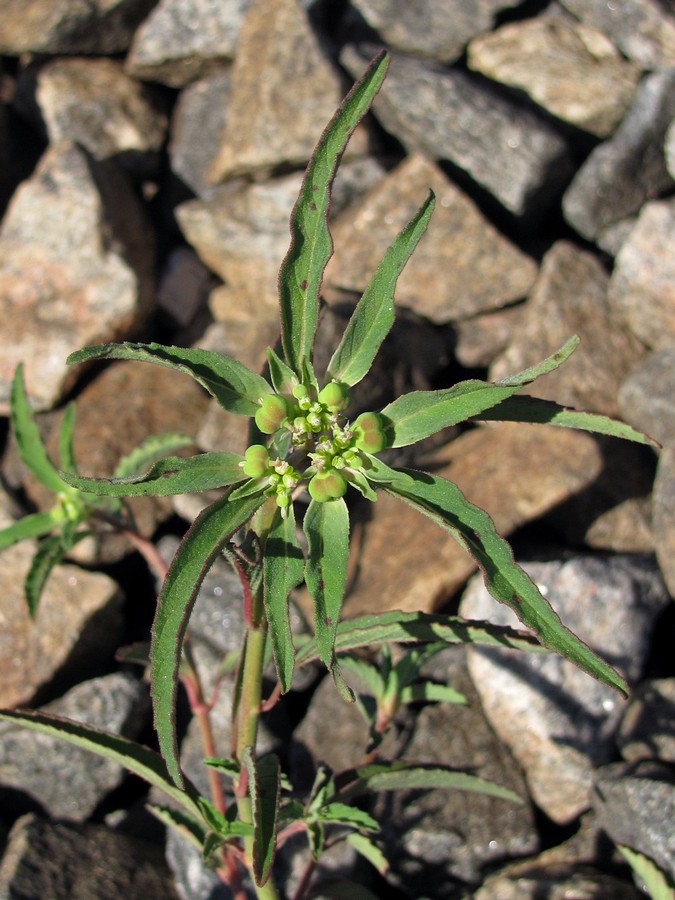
[[127, 0, 249, 87], [607, 197, 675, 351], [468, 17, 641, 137], [341, 43, 573, 217], [14, 57, 168, 177], [325, 154, 538, 323], [0, 0, 156, 54], [0, 142, 155, 413], [461, 554, 670, 824], [563, 69, 675, 251], [0, 673, 148, 820], [619, 348, 675, 448], [653, 446, 675, 596], [617, 678, 675, 764]]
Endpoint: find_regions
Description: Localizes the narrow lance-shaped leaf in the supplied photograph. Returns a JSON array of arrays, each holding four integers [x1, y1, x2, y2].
[[294, 608, 545, 667], [58, 403, 78, 473], [25, 534, 69, 618], [10, 364, 66, 493], [242, 747, 281, 887], [0, 709, 203, 819], [279, 51, 390, 375], [60, 451, 247, 497], [263, 504, 305, 693], [114, 432, 195, 478], [304, 498, 351, 697], [68, 342, 271, 416], [473, 395, 659, 447], [0, 510, 59, 551], [376, 461, 628, 695], [151, 492, 265, 787], [379, 337, 582, 448], [327, 191, 436, 387]]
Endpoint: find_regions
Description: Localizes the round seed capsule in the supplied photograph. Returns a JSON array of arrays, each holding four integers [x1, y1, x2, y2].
[[352, 412, 386, 454], [255, 394, 291, 434], [242, 444, 270, 478], [308, 469, 348, 502], [318, 381, 350, 412]]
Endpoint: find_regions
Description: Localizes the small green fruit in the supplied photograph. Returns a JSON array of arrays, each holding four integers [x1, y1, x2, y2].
[[318, 381, 350, 412], [242, 444, 270, 478], [308, 469, 348, 502], [255, 394, 291, 434], [352, 412, 386, 453]]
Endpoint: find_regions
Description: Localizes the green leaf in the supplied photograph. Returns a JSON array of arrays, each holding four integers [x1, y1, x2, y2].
[[295, 609, 545, 667], [67, 343, 272, 416], [10, 364, 66, 493], [327, 192, 435, 387], [0, 510, 59, 551], [151, 492, 265, 787], [494, 335, 580, 385], [345, 832, 389, 876], [147, 804, 208, 849], [342, 762, 521, 804], [60, 451, 247, 497], [473, 395, 659, 447], [304, 498, 351, 688], [58, 403, 78, 473], [618, 844, 675, 900], [263, 505, 305, 693], [242, 748, 281, 887], [379, 379, 524, 448], [378, 462, 628, 695], [318, 802, 379, 832], [279, 51, 390, 375], [338, 655, 386, 698], [114, 432, 195, 478], [399, 682, 468, 706], [25, 534, 68, 618], [0, 708, 203, 818], [265, 346, 298, 395], [203, 756, 240, 779]]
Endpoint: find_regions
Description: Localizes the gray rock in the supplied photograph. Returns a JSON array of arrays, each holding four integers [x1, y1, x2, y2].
[[168, 70, 232, 198], [0, 142, 155, 413], [607, 197, 675, 350], [157, 246, 213, 326], [0, 673, 148, 821], [453, 304, 525, 369], [563, 69, 675, 248], [127, 0, 249, 88], [559, 0, 675, 68], [617, 679, 675, 764], [0, 814, 178, 899], [349, 0, 524, 64], [468, 17, 641, 138], [371, 654, 538, 893], [209, 0, 368, 181], [461, 554, 670, 824], [0, 537, 123, 708], [325, 154, 538, 323], [15, 58, 168, 177], [619, 348, 675, 447], [164, 828, 231, 900], [341, 44, 573, 217], [490, 240, 644, 418], [653, 446, 675, 596], [593, 760, 675, 880], [0, 0, 156, 54], [474, 869, 643, 899], [667, 119, 675, 180]]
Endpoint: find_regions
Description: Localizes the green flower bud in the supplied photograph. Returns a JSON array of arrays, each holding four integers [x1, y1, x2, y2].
[[308, 469, 348, 502], [292, 383, 309, 400], [242, 444, 270, 478], [318, 381, 350, 412], [352, 412, 386, 454], [255, 394, 291, 434]]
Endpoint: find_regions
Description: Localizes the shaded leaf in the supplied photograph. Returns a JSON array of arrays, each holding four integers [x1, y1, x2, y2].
[[242, 748, 281, 887], [345, 832, 389, 876], [114, 432, 195, 478], [58, 403, 78, 473], [10, 364, 66, 493], [399, 682, 467, 706], [25, 534, 69, 618], [327, 192, 435, 387], [151, 492, 265, 786], [279, 51, 389, 375], [148, 804, 208, 849], [318, 802, 378, 832], [263, 504, 305, 693], [618, 844, 675, 900], [68, 342, 271, 416], [474, 395, 659, 447], [61, 451, 247, 497], [0, 510, 59, 551]]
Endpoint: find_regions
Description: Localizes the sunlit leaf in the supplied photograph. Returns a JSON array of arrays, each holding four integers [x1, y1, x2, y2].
[[279, 51, 389, 375], [242, 747, 281, 887], [0, 510, 59, 551], [10, 364, 66, 493], [113, 433, 195, 478]]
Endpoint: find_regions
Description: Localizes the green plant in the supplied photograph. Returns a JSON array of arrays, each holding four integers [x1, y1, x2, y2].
[[0, 52, 656, 898]]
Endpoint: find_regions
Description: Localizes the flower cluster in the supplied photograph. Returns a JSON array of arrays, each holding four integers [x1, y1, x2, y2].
[[247, 382, 388, 509]]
